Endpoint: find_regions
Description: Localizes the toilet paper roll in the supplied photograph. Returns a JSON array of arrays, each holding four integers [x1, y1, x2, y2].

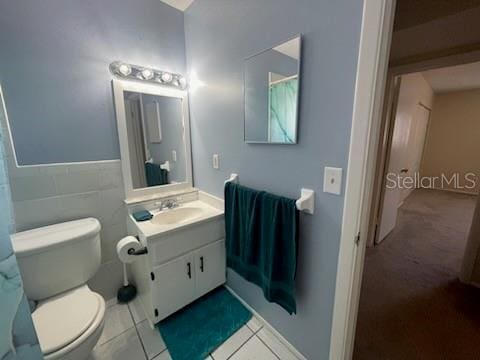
[[117, 236, 142, 264]]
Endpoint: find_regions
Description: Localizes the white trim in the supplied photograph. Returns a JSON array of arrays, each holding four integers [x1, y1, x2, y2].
[[329, 1, 396, 359], [224, 285, 307, 360], [112, 79, 194, 201]]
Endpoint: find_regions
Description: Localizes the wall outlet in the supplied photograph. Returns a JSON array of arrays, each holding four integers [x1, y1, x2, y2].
[[212, 154, 219, 169], [172, 150, 177, 162], [323, 167, 343, 195]]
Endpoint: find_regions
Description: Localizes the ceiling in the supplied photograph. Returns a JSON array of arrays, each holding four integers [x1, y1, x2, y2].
[[422, 61, 480, 93], [394, 0, 480, 31], [160, 0, 194, 11]]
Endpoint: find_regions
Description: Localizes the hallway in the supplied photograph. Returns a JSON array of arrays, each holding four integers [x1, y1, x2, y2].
[[354, 189, 480, 359]]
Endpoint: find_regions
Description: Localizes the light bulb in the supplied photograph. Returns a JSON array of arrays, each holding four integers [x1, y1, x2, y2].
[[161, 72, 173, 83], [118, 63, 131, 76], [141, 69, 154, 80]]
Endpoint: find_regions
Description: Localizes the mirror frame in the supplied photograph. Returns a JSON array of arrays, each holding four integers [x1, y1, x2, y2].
[[112, 79, 193, 201], [243, 34, 302, 144]]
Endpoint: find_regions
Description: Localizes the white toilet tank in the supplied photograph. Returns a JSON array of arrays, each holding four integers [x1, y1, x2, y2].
[[12, 218, 102, 301]]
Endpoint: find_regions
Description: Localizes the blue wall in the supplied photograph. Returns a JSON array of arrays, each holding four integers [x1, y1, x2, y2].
[[245, 49, 298, 142], [0, 0, 186, 165], [184, 1, 363, 358]]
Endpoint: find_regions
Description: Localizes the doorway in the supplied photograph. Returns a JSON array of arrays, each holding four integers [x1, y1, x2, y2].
[[354, 61, 480, 359], [329, 1, 480, 359]]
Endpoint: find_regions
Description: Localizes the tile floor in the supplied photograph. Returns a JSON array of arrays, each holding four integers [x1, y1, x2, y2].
[[90, 293, 301, 360]]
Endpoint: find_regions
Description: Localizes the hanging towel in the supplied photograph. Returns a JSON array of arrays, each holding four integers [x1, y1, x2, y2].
[[145, 162, 169, 186], [224, 182, 299, 314]]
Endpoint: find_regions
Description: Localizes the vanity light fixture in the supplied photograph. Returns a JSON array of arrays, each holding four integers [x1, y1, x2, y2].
[[109, 61, 187, 89], [160, 72, 173, 83]]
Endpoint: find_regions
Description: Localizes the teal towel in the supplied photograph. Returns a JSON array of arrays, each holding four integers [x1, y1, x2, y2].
[[132, 210, 153, 222], [224, 182, 298, 314], [145, 162, 169, 186]]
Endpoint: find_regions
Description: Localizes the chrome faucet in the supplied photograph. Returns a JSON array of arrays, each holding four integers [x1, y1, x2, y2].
[[164, 199, 178, 209], [156, 199, 178, 211]]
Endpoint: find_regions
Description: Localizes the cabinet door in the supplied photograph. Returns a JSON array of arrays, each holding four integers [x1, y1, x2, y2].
[[195, 239, 226, 297], [152, 253, 195, 321]]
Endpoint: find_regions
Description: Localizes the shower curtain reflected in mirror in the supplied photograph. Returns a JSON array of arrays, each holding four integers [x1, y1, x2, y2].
[[268, 76, 298, 143]]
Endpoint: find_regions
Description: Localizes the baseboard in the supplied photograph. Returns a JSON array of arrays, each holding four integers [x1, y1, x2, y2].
[[224, 285, 307, 360]]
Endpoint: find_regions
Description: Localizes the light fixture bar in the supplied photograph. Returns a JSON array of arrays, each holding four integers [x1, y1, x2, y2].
[[109, 61, 187, 89]]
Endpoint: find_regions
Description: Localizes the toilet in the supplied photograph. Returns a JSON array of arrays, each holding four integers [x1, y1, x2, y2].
[[11, 218, 106, 360]]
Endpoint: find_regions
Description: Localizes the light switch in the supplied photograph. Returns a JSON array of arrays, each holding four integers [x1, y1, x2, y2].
[[172, 150, 177, 162], [212, 154, 219, 169], [323, 167, 342, 195]]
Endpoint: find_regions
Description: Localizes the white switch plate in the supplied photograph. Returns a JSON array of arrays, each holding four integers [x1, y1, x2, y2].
[[212, 154, 219, 169], [172, 150, 177, 162], [323, 167, 342, 195]]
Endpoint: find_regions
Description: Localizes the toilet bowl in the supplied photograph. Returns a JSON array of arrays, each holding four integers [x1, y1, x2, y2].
[[12, 218, 106, 360]]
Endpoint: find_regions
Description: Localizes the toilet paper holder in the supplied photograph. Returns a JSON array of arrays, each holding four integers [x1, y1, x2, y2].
[[127, 247, 148, 256]]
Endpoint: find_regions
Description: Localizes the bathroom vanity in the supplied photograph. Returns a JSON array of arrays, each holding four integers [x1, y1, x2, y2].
[[126, 192, 226, 326], [112, 78, 227, 328]]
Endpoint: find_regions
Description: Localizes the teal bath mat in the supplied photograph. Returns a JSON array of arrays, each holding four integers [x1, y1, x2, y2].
[[158, 287, 252, 360]]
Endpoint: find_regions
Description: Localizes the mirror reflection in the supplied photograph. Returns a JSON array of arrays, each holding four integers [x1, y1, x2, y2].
[[123, 91, 186, 189], [244, 36, 301, 144]]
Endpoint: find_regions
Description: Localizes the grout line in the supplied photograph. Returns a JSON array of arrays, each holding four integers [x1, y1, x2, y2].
[[97, 325, 135, 347], [255, 334, 281, 360], [127, 302, 149, 360], [224, 329, 256, 360]]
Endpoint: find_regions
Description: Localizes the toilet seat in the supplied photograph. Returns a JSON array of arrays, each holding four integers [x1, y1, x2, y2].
[[32, 285, 105, 359]]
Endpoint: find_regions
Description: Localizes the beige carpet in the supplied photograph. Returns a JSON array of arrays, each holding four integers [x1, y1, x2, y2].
[[353, 189, 480, 360]]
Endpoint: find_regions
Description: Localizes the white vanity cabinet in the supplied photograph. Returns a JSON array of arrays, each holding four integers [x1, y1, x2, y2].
[[128, 207, 226, 327], [151, 239, 226, 320]]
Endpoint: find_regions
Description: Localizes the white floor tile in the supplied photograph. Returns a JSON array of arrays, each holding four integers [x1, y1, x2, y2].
[[257, 328, 298, 360], [106, 297, 119, 308], [211, 325, 253, 360], [229, 336, 277, 360], [137, 320, 166, 359], [90, 327, 146, 360], [98, 303, 135, 345], [246, 316, 263, 333], [152, 350, 171, 360], [128, 296, 148, 324]]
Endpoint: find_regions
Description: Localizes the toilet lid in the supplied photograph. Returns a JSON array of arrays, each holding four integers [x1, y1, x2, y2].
[[32, 286, 101, 355]]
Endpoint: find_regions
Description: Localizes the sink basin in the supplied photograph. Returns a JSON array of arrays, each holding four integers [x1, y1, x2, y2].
[[151, 207, 204, 225]]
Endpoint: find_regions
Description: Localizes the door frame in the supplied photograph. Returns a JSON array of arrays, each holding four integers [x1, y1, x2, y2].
[[330, 4, 480, 360]]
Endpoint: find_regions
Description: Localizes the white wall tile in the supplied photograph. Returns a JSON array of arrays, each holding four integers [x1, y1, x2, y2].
[[55, 170, 101, 195], [9, 161, 129, 299], [89, 259, 124, 299], [10, 174, 57, 201], [100, 222, 127, 264], [13, 197, 63, 231]]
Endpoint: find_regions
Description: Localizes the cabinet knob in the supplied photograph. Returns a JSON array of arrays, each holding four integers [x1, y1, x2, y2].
[[200, 256, 204, 272]]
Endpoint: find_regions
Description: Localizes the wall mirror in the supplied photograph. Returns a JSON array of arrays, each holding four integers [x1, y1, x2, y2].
[[112, 80, 192, 200], [244, 35, 302, 144]]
